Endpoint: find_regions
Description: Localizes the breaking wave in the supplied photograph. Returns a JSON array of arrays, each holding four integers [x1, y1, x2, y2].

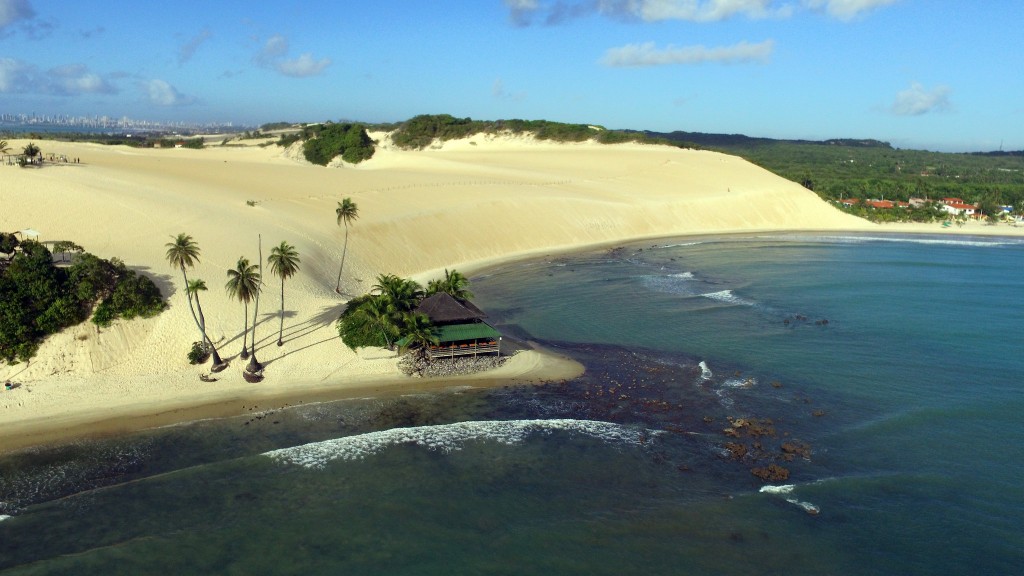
[[698, 361, 713, 381], [701, 290, 755, 306], [265, 419, 658, 469], [759, 484, 820, 515], [0, 514, 11, 523], [640, 271, 696, 295]]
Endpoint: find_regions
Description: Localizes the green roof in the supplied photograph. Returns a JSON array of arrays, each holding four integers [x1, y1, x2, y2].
[[397, 322, 500, 347]]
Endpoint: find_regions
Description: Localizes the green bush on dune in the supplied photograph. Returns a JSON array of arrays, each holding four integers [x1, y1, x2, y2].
[[301, 123, 375, 166], [0, 241, 166, 363]]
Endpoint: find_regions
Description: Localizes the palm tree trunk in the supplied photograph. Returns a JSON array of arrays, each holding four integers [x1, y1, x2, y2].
[[278, 278, 285, 346], [250, 236, 263, 366], [335, 224, 349, 293], [245, 235, 265, 375], [194, 293, 225, 370], [181, 266, 224, 370], [180, 266, 204, 338], [240, 301, 249, 359]]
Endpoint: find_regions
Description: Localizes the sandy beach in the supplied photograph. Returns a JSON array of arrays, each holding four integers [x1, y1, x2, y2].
[[2, 135, 1021, 453]]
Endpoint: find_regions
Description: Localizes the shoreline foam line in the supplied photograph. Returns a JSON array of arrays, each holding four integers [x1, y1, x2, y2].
[[264, 419, 659, 469]]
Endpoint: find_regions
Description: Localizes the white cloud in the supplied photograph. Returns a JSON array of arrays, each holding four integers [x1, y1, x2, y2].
[[0, 57, 30, 91], [891, 82, 951, 116], [0, 0, 34, 30], [48, 64, 116, 95], [275, 53, 331, 77], [255, 34, 330, 77], [505, 0, 897, 24], [504, 0, 539, 26], [803, 0, 899, 20], [602, 39, 775, 66], [0, 59, 116, 95], [143, 79, 195, 106], [179, 28, 212, 65], [257, 34, 289, 65], [635, 0, 793, 22]]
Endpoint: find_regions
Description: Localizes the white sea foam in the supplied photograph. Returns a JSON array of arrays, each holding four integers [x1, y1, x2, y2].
[[0, 514, 11, 522], [658, 242, 703, 248], [640, 271, 696, 294], [698, 361, 713, 381], [722, 377, 756, 389], [766, 234, 1021, 248], [760, 484, 820, 514], [264, 419, 658, 469], [701, 290, 754, 306], [759, 484, 795, 495]]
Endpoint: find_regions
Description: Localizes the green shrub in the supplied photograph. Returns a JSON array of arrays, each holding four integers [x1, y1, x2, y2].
[[302, 123, 375, 166], [0, 239, 166, 362], [336, 294, 388, 350], [187, 341, 210, 364]]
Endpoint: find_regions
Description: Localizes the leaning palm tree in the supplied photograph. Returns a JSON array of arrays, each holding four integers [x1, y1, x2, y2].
[[0, 140, 10, 155], [165, 233, 225, 371], [186, 279, 211, 349], [225, 257, 261, 360], [334, 197, 359, 293], [267, 240, 300, 346]]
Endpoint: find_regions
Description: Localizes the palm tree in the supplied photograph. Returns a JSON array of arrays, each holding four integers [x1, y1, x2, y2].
[[0, 140, 10, 155], [334, 197, 359, 293], [186, 279, 211, 349], [23, 142, 40, 161], [225, 257, 261, 359], [165, 234, 225, 371], [426, 268, 473, 301], [400, 311, 439, 355], [359, 295, 400, 348], [372, 274, 422, 313], [267, 241, 300, 346]]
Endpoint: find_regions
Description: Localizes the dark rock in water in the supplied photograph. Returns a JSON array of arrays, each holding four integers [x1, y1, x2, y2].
[[751, 464, 790, 482]]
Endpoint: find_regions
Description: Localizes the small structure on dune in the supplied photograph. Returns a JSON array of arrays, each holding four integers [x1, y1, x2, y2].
[[399, 293, 501, 360]]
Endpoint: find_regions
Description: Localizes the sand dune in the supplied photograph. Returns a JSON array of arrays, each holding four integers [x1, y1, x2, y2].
[[1, 133, 987, 450]]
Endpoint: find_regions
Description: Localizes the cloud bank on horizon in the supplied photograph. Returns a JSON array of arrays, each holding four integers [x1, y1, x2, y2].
[[0, 0, 1021, 151]]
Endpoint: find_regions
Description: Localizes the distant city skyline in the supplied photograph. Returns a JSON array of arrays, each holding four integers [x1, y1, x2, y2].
[[0, 111, 243, 132], [2, 1, 1022, 152]]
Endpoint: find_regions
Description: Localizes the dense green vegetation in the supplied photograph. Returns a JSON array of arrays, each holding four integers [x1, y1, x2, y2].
[[649, 130, 1024, 222], [156, 137, 204, 149], [0, 240, 166, 363], [260, 122, 295, 131], [300, 122, 375, 165], [336, 270, 472, 351], [385, 114, 696, 150]]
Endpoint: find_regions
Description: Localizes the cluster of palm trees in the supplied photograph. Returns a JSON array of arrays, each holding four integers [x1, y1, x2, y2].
[[165, 234, 300, 374], [0, 141, 41, 166], [349, 269, 473, 350]]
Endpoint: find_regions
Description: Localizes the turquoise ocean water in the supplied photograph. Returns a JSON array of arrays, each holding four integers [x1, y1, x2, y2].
[[1, 233, 1022, 574]]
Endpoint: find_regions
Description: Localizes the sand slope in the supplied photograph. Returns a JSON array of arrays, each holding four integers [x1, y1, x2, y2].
[[1, 134, 875, 448]]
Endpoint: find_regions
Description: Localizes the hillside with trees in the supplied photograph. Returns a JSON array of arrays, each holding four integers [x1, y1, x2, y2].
[[647, 130, 1024, 222]]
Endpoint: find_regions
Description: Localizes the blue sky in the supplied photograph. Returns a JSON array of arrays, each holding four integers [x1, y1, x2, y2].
[[1, 0, 1021, 151]]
